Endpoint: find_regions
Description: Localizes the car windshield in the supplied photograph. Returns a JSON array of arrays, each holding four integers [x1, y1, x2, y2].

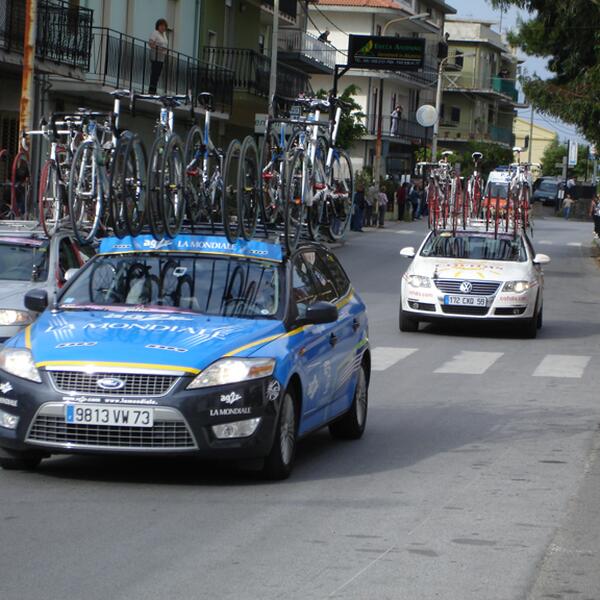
[[420, 233, 527, 262], [61, 254, 281, 318], [0, 240, 49, 282], [485, 182, 509, 199], [538, 181, 558, 192]]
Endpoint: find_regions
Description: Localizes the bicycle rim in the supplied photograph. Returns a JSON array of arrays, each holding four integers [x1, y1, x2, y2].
[[260, 133, 283, 226], [39, 160, 61, 237], [239, 136, 259, 241], [109, 139, 130, 238], [160, 135, 186, 238], [147, 137, 166, 240], [183, 126, 205, 227], [222, 139, 241, 243], [326, 150, 353, 241], [284, 149, 306, 253], [124, 135, 147, 236]]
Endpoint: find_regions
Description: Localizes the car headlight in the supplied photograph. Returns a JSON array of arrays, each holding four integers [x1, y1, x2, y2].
[[0, 347, 41, 383], [0, 309, 33, 327], [503, 280, 530, 293], [187, 358, 276, 389], [406, 274, 431, 288]]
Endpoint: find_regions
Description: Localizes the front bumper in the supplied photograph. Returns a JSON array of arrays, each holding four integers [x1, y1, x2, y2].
[[0, 369, 283, 459], [401, 280, 538, 322]]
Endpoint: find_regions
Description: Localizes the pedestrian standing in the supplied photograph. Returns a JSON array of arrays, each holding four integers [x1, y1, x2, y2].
[[408, 182, 421, 220], [390, 106, 402, 136], [351, 184, 365, 231], [377, 186, 388, 228], [589, 194, 600, 237], [365, 182, 377, 227], [148, 19, 169, 94], [396, 181, 408, 221], [562, 194, 574, 220]]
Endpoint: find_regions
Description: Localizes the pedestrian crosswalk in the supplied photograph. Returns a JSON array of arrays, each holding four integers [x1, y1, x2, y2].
[[369, 346, 593, 379]]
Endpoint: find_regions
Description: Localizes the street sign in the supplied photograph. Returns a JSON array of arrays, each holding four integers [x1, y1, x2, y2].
[[255, 113, 268, 135], [416, 105, 437, 127], [347, 35, 425, 71], [568, 140, 578, 167]]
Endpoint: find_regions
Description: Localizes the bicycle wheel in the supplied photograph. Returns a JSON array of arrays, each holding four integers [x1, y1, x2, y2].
[[284, 148, 307, 253], [68, 140, 104, 245], [11, 151, 31, 219], [184, 125, 206, 228], [307, 139, 328, 241], [238, 135, 259, 241], [147, 136, 167, 240], [259, 132, 283, 226], [160, 134, 186, 238], [38, 159, 62, 237], [326, 148, 353, 241], [222, 139, 241, 243], [108, 136, 130, 238]]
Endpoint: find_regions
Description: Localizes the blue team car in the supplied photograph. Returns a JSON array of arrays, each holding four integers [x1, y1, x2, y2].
[[0, 234, 370, 479]]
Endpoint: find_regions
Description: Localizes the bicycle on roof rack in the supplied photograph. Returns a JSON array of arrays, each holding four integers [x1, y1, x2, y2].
[[465, 151, 485, 219]]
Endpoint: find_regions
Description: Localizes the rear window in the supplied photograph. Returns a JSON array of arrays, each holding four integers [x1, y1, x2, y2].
[[537, 181, 558, 193], [485, 182, 509, 199], [0, 241, 49, 281], [420, 233, 528, 262]]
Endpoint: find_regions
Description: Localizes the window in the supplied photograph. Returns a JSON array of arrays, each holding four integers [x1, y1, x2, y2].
[[420, 233, 527, 262], [450, 107, 461, 123], [323, 252, 350, 297], [454, 50, 464, 69], [302, 251, 337, 303], [292, 256, 320, 318], [376, 24, 382, 36], [58, 238, 80, 283]]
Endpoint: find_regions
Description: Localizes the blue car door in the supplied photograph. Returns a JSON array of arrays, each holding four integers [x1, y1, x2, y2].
[[291, 253, 337, 432]]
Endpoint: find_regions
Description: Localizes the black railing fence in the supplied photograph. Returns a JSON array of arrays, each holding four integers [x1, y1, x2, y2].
[[89, 28, 234, 114], [366, 113, 428, 141], [0, 0, 92, 69], [202, 47, 311, 100]]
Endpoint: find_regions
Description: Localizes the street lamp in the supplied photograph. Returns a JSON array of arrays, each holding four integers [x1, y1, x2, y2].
[[373, 13, 430, 183]]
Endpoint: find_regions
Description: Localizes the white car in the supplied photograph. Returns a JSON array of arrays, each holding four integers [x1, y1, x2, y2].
[[399, 226, 550, 338]]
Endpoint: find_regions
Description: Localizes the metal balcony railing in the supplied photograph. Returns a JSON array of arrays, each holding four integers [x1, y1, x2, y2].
[[439, 124, 514, 146], [489, 125, 514, 145], [366, 113, 427, 141], [277, 28, 336, 71], [0, 0, 93, 69], [202, 47, 311, 100], [445, 73, 519, 102], [88, 28, 234, 114]]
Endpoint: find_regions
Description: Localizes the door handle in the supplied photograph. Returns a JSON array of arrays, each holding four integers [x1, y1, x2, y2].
[[329, 333, 338, 346], [352, 318, 360, 331]]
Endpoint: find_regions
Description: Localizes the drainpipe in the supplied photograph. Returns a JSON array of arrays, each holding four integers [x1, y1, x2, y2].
[[268, 0, 280, 116], [19, 0, 38, 137], [193, 0, 202, 59]]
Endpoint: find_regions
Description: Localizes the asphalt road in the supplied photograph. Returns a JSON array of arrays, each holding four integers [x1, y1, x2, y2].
[[2, 210, 600, 600]]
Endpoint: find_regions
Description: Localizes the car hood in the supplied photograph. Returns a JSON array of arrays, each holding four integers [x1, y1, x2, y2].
[[409, 257, 529, 281], [25, 309, 286, 373], [0, 281, 33, 307]]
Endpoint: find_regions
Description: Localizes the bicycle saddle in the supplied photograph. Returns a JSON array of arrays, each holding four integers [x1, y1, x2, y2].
[[472, 152, 483, 161], [441, 150, 454, 158], [110, 89, 131, 98], [197, 92, 214, 111]]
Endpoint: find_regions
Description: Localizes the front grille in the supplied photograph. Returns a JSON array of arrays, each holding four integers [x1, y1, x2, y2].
[[49, 371, 179, 397], [441, 305, 489, 316], [435, 279, 501, 296], [27, 406, 196, 450]]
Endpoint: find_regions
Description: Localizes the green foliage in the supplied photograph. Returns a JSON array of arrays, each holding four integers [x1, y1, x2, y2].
[[540, 138, 591, 179], [354, 168, 373, 190], [316, 84, 367, 150], [489, 0, 600, 143]]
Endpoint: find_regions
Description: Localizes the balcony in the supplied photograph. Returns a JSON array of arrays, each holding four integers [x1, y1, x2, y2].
[[262, 0, 297, 19], [202, 47, 311, 101], [87, 28, 234, 114], [489, 125, 514, 145], [366, 113, 427, 142], [439, 124, 514, 147], [277, 28, 335, 74], [444, 73, 520, 104], [491, 77, 519, 102], [0, 0, 93, 70]]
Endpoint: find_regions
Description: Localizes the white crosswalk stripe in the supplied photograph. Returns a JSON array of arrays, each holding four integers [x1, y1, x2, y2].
[[537, 240, 553, 245], [434, 351, 504, 375], [567, 242, 583, 247], [371, 347, 418, 371], [533, 354, 591, 378]]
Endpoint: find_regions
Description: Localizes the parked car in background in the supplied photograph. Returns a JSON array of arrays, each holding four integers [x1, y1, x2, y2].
[[0, 222, 88, 341], [532, 177, 563, 206]]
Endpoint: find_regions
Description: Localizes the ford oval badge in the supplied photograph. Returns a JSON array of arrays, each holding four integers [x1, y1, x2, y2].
[[96, 377, 126, 391]]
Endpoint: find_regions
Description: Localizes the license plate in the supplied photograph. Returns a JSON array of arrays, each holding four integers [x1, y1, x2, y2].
[[444, 295, 488, 307], [65, 404, 154, 427]]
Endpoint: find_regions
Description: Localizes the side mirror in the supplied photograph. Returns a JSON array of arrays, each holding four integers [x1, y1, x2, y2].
[[64, 268, 79, 282], [24, 289, 48, 313], [533, 253, 551, 265], [400, 246, 416, 258], [303, 301, 338, 325]]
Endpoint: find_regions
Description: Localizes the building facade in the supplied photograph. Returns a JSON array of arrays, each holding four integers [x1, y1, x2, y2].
[[307, 0, 456, 177], [438, 17, 525, 151], [513, 116, 557, 168]]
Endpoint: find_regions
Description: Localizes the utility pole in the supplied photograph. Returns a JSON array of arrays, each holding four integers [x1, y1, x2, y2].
[[528, 104, 534, 164], [430, 57, 446, 161], [19, 0, 38, 137], [268, 0, 280, 117]]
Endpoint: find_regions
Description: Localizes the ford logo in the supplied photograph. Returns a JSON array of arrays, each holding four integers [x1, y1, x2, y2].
[[96, 377, 126, 390]]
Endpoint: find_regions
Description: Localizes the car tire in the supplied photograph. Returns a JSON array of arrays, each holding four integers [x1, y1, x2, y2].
[[261, 390, 297, 481], [522, 314, 538, 339], [329, 362, 368, 440], [537, 304, 543, 329], [399, 303, 419, 332], [0, 448, 45, 471]]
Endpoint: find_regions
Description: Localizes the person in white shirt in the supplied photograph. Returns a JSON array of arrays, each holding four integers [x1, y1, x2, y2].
[[148, 19, 169, 94]]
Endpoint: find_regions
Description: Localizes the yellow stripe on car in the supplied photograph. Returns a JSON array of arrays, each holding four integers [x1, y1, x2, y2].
[[224, 326, 306, 357], [34, 360, 200, 374]]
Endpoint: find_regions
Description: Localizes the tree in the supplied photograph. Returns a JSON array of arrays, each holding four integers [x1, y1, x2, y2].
[[316, 84, 366, 150], [540, 138, 591, 179], [490, 0, 600, 143]]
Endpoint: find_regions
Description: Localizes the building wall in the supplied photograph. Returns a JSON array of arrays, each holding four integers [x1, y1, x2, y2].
[[513, 117, 557, 166]]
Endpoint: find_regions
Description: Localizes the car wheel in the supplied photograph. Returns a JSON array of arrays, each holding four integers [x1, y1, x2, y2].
[[262, 391, 297, 480], [522, 315, 538, 339], [0, 448, 45, 471], [399, 303, 419, 332], [537, 304, 543, 329], [329, 361, 368, 440]]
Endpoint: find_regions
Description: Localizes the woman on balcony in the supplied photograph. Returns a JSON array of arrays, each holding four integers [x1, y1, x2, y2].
[[148, 19, 169, 94]]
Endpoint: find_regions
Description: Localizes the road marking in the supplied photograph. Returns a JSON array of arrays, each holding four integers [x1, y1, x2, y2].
[[434, 351, 504, 375], [537, 240, 553, 245], [395, 230, 416, 235], [567, 242, 582, 247], [371, 347, 418, 371], [533, 354, 590, 378]]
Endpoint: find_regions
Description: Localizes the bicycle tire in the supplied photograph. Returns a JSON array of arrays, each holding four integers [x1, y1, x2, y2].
[[159, 134, 186, 238], [259, 132, 283, 226], [183, 125, 205, 228], [284, 148, 307, 253], [123, 134, 147, 236], [108, 136, 130, 238], [147, 136, 167, 240], [68, 140, 104, 245], [222, 138, 241, 243], [326, 148, 353, 241], [307, 139, 328, 241], [38, 159, 62, 237], [238, 135, 259, 241]]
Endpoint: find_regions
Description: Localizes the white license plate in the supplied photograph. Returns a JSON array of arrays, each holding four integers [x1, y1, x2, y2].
[[444, 295, 488, 307], [65, 404, 154, 427]]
